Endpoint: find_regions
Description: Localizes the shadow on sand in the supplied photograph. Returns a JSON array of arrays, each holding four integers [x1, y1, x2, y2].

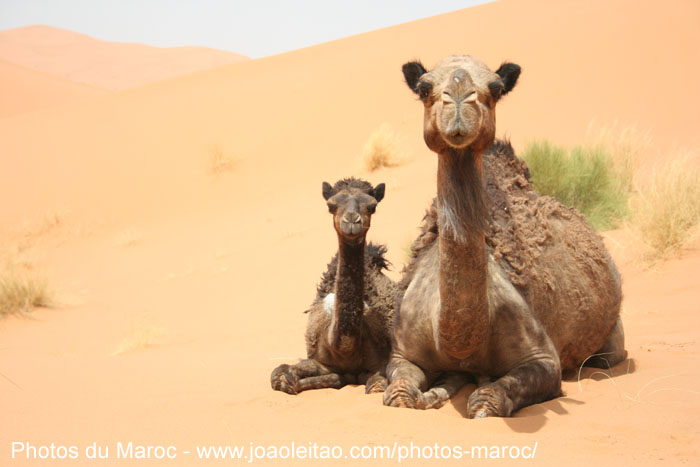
[[445, 358, 636, 432]]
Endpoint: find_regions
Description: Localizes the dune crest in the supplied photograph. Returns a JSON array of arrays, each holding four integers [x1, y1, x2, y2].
[[0, 25, 249, 90]]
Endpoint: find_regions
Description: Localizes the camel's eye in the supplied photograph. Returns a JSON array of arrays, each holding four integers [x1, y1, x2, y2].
[[488, 80, 505, 100], [327, 201, 337, 214], [417, 82, 433, 101], [367, 203, 377, 214]]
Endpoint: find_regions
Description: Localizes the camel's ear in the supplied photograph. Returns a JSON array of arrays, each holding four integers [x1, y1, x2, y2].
[[495, 62, 521, 98], [402, 61, 428, 94], [322, 181, 334, 200], [372, 183, 385, 203]]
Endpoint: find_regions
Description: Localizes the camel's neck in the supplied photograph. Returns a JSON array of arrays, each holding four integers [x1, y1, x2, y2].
[[436, 147, 489, 359], [331, 237, 365, 354]]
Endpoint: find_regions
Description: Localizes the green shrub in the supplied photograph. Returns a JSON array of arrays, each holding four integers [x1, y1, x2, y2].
[[522, 140, 630, 231]]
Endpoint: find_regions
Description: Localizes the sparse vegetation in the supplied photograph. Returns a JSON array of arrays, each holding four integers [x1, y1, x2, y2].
[[631, 154, 700, 261], [522, 140, 630, 231], [208, 145, 236, 174], [0, 265, 52, 317], [362, 124, 402, 172], [521, 128, 700, 261], [112, 315, 164, 355], [115, 228, 143, 247], [586, 123, 650, 191]]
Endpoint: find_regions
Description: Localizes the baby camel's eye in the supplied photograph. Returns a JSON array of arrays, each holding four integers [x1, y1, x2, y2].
[[367, 203, 377, 214], [327, 201, 337, 214]]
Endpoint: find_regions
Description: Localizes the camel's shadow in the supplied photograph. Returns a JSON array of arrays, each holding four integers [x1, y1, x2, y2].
[[446, 358, 636, 433], [564, 357, 637, 383], [448, 385, 579, 432]]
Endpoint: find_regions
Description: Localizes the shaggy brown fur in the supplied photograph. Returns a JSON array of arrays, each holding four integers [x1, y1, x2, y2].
[[385, 55, 626, 418], [271, 178, 399, 394], [401, 140, 624, 369]]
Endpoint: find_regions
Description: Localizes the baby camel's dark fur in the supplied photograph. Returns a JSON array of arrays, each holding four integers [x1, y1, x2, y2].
[[271, 178, 398, 394]]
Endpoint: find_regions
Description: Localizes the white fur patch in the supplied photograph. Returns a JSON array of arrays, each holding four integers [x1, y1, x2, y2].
[[323, 293, 369, 316], [323, 293, 335, 315]]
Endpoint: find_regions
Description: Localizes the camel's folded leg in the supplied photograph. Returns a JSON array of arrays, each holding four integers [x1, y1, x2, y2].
[[421, 372, 471, 409], [383, 355, 430, 409], [585, 317, 628, 369], [271, 359, 335, 395], [467, 357, 561, 418], [296, 374, 346, 391]]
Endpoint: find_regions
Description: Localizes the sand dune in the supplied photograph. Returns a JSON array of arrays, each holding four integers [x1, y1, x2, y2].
[[0, 25, 249, 90], [1, 0, 699, 465], [0, 59, 108, 118]]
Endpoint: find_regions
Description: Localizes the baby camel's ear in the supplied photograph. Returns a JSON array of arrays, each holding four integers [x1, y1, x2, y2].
[[373, 183, 385, 203], [322, 181, 333, 200]]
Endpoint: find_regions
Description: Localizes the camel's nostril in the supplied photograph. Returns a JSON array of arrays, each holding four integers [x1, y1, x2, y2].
[[448, 127, 465, 138], [344, 213, 361, 224]]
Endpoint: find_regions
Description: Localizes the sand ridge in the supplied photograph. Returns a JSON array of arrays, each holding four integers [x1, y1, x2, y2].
[[0, 25, 249, 90]]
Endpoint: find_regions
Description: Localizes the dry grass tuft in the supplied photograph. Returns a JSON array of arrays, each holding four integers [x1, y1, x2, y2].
[[115, 229, 143, 247], [112, 315, 164, 355], [0, 265, 53, 317], [587, 122, 652, 191], [630, 153, 700, 261], [208, 145, 237, 174], [585, 122, 700, 260], [362, 124, 403, 172]]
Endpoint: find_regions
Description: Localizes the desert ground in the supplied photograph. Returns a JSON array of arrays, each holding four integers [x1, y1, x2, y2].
[[1, 0, 699, 465]]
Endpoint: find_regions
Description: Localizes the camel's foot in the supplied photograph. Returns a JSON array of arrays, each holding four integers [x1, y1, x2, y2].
[[383, 378, 426, 409], [421, 387, 450, 410], [365, 374, 388, 394], [271, 364, 299, 395], [420, 372, 471, 410], [467, 384, 514, 418]]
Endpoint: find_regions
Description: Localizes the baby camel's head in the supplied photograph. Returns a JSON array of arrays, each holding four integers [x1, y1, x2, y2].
[[322, 178, 385, 244]]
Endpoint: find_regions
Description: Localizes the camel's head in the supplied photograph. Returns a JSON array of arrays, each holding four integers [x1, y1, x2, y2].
[[322, 178, 385, 244], [402, 56, 520, 154]]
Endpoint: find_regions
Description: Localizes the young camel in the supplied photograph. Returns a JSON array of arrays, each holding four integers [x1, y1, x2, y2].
[[383, 56, 626, 417], [271, 178, 398, 394]]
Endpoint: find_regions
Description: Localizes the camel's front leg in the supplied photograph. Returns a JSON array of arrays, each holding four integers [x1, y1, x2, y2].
[[467, 357, 561, 418], [271, 359, 344, 394], [383, 355, 430, 409]]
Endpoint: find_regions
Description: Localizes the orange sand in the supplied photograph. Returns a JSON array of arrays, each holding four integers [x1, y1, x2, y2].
[[0, 59, 108, 118], [1, 0, 699, 465]]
